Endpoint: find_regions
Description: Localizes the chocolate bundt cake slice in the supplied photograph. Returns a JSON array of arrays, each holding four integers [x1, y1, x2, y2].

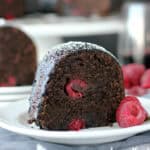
[[29, 42, 125, 130], [0, 26, 37, 86]]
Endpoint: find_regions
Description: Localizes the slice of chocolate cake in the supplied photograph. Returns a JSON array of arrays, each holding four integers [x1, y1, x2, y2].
[[0, 26, 37, 86], [28, 42, 125, 130]]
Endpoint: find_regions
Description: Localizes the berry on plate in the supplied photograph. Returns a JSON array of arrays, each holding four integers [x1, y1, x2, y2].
[[116, 96, 147, 128], [141, 69, 150, 89], [122, 64, 145, 88], [126, 86, 148, 96]]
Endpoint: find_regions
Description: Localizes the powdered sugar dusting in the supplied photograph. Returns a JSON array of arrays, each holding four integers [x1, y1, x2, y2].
[[28, 41, 119, 120]]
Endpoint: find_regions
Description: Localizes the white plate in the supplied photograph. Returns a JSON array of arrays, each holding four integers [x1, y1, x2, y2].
[[0, 86, 32, 95], [0, 94, 30, 102], [0, 97, 150, 145]]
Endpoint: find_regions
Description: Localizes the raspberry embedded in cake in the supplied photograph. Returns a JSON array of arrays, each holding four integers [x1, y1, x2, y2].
[[68, 119, 85, 131], [4, 13, 15, 20], [28, 42, 125, 130], [4, 0, 14, 4], [66, 79, 87, 99], [8, 76, 16, 86]]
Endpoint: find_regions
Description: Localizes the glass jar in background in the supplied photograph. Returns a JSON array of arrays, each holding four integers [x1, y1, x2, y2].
[[118, 1, 150, 68]]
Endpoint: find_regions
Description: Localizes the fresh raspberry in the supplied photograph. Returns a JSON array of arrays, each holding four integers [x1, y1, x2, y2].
[[116, 96, 147, 128], [141, 69, 150, 89], [8, 76, 16, 86], [66, 79, 87, 99], [122, 66, 131, 88], [126, 86, 148, 96], [68, 119, 85, 131], [122, 64, 145, 88]]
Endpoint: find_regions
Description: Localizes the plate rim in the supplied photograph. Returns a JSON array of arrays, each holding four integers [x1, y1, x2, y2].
[[0, 97, 150, 140], [0, 85, 32, 94]]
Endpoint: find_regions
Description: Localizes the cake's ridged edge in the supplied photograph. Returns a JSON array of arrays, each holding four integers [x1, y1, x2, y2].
[[28, 41, 120, 121]]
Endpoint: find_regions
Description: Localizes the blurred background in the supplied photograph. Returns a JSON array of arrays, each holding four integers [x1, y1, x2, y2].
[[0, 0, 149, 67]]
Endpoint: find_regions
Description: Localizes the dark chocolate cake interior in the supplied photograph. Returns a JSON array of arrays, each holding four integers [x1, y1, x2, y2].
[[0, 26, 37, 86], [37, 50, 124, 130]]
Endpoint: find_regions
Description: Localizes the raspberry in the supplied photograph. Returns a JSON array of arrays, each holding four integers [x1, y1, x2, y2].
[[0, 83, 9, 87], [126, 86, 148, 96], [4, 13, 15, 20], [66, 79, 87, 99], [5, 0, 13, 4], [120, 96, 140, 104], [8, 76, 16, 86], [0, 76, 16, 87], [122, 64, 145, 88], [116, 96, 147, 128], [141, 69, 150, 89], [122, 66, 131, 88], [68, 119, 85, 131]]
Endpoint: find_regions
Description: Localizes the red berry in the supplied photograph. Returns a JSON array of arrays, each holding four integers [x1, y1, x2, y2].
[[122, 66, 131, 88], [4, 0, 13, 4], [0, 83, 9, 87], [122, 64, 145, 88], [141, 69, 150, 89], [66, 79, 87, 99], [120, 96, 140, 104], [126, 86, 148, 96], [8, 76, 16, 86], [116, 96, 147, 128], [68, 119, 85, 131], [4, 13, 15, 20]]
